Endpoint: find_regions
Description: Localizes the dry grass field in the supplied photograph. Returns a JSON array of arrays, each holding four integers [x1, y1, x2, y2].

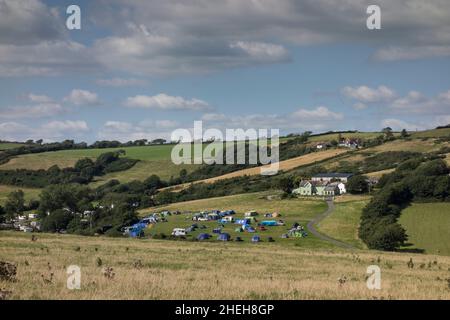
[[1, 231, 449, 300], [162, 149, 348, 191]]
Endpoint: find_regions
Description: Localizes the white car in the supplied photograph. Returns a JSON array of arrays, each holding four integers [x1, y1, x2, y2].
[[171, 228, 186, 236]]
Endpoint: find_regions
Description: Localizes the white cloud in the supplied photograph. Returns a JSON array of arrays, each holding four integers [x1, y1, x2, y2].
[[292, 106, 343, 120], [373, 46, 450, 61], [381, 118, 426, 131], [352, 102, 368, 110], [0, 120, 89, 142], [64, 89, 101, 106], [98, 120, 172, 142], [200, 106, 344, 132], [0, 103, 64, 119], [27, 93, 54, 103], [201, 113, 227, 121], [155, 120, 179, 128], [96, 77, 149, 87], [0, 0, 64, 45], [229, 41, 290, 62], [342, 85, 396, 103], [45, 120, 89, 133], [124, 93, 210, 111], [0, 40, 94, 77]]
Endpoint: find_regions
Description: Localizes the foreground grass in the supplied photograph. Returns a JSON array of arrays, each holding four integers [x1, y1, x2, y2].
[[141, 191, 331, 248], [1, 231, 449, 300], [317, 198, 369, 249], [399, 203, 450, 256]]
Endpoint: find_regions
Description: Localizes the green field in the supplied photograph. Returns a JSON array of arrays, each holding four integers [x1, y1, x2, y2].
[[399, 202, 450, 256], [317, 199, 368, 249], [0, 144, 200, 183], [410, 127, 450, 138], [140, 191, 336, 248], [0, 185, 41, 205], [0, 142, 26, 151], [307, 131, 388, 142]]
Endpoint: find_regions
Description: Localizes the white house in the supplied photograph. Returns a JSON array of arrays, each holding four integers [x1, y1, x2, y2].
[[312, 173, 354, 183]]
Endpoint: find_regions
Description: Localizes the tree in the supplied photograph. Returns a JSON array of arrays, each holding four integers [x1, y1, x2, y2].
[[364, 222, 408, 251], [400, 129, 409, 138], [179, 169, 188, 179], [41, 209, 73, 232], [382, 127, 394, 139], [151, 138, 167, 145], [346, 175, 369, 194], [278, 176, 294, 194], [144, 174, 165, 190], [0, 205, 5, 223], [4, 190, 25, 220]]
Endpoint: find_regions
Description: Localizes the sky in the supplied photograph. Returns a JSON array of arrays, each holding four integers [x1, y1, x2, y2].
[[1, 0, 450, 143]]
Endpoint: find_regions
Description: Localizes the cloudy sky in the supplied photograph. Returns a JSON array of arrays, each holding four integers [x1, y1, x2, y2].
[[1, 0, 450, 142]]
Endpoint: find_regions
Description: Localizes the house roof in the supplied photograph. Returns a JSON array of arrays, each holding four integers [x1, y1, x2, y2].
[[313, 173, 353, 178], [299, 180, 311, 187], [311, 180, 328, 187]]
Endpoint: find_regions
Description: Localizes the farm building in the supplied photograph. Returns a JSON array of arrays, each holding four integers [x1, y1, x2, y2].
[[292, 178, 347, 197], [311, 173, 353, 183]]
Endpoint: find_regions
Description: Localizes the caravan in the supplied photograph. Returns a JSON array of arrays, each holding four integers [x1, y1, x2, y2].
[[171, 228, 186, 237]]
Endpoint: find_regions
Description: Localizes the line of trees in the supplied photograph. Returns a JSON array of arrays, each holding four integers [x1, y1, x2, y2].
[[359, 158, 450, 251]]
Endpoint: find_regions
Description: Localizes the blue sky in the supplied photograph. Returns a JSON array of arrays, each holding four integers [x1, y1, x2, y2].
[[1, 0, 450, 143]]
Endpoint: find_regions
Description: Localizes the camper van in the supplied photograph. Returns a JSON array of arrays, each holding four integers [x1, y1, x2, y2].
[[171, 228, 186, 236]]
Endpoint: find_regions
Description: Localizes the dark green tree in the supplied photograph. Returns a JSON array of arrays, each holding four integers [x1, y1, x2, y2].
[[346, 175, 369, 194], [4, 190, 25, 219]]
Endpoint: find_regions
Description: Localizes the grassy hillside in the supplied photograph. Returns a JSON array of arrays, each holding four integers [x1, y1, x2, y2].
[[1, 231, 449, 299], [0, 145, 198, 182], [317, 197, 369, 249], [0, 142, 26, 151], [308, 131, 388, 142], [140, 191, 331, 248], [0, 185, 41, 205], [399, 203, 450, 256], [410, 127, 450, 138]]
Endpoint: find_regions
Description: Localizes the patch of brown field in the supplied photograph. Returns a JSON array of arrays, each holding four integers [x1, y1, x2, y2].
[[365, 169, 395, 179], [369, 139, 447, 153], [333, 194, 372, 203], [1, 231, 449, 300], [162, 149, 348, 192], [323, 153, 366, 170], [0, 154, 85, 170], [444, 153, 450, 165]]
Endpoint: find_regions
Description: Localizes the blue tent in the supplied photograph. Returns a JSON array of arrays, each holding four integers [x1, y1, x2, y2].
[[246, 226, 256, 233], [129, 228, 144, 238], [197, 233, 210, 241], [133, 222, 147, 229], [235, 218, 251, 225], [261, 220, 278, 226], [251, 235, 261, 243], [217, 233, 231, 241]]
